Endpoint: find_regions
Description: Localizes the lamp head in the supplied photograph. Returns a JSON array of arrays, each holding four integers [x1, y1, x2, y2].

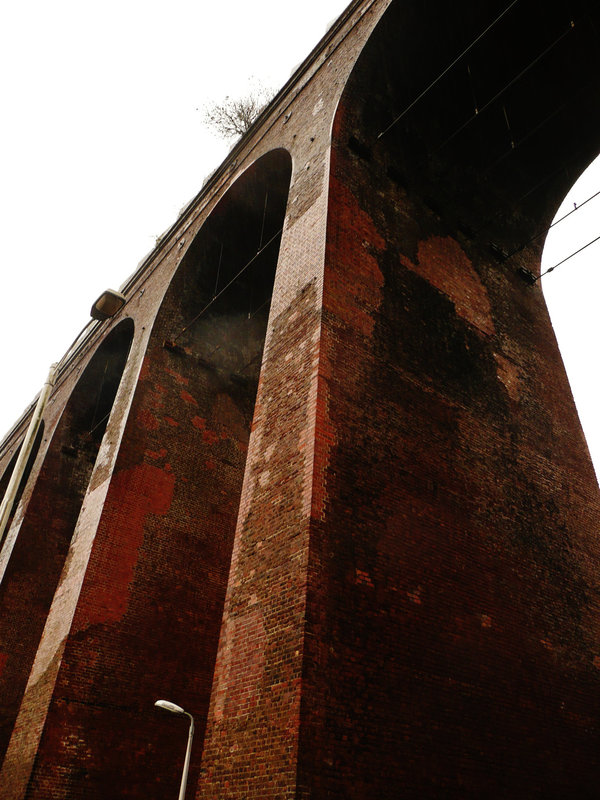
[[91, 289, 126, 321], [155, 699, 186, 715]]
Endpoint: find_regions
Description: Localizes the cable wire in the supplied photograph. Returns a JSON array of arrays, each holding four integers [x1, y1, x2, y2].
[[537, 232, 600, 281], [506, 187, 600, 259], [173, 227, 283, 342], [432, 21, 575, 156], [422, 82, 591, 253], [377, 0, 520, 140]]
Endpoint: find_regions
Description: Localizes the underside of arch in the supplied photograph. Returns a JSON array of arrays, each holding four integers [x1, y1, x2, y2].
[[339, 0, 600, 250]]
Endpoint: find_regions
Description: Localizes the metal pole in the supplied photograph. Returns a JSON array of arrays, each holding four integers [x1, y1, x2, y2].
[[0, 363, 57, 546], [178, 713, 194, 800]]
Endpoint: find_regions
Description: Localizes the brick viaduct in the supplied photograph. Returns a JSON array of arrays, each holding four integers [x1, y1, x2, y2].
[[1, 0, 600, 797]]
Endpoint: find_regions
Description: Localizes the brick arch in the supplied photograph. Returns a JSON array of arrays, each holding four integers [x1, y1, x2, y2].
[[332, 0, 600, 248], [296, 1, 600, 797], [0, 318, 134, 768], [5, 2, 600, 798], [14, 148, 293, 800]]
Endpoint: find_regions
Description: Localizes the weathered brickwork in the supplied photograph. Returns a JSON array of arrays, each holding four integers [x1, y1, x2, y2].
[[2, 0, 600, 798], [0, 321, 133, 772], [299, 150, 600, 798], [197, 281, 321, 800], [5, 155, 293, 800], [296, 2, 600, 797]]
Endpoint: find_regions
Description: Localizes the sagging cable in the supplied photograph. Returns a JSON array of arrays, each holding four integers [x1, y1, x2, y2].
[[433, 21, 575, 156], [170, 226, 283, 344], [377, 0, 520, 140], [507, 188, 600, 260], [536, 232, 600, 281]]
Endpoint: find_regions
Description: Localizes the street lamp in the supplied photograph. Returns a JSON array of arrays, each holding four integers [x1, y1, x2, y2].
[[90, 288, 126, 321], [154, 699, 195, 800]]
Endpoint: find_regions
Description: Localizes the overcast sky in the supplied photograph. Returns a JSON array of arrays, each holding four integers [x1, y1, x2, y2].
[[1, 0, 599, 481]]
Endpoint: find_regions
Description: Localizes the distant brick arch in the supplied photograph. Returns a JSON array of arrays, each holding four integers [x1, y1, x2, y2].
[[0, 317, 133, 768]]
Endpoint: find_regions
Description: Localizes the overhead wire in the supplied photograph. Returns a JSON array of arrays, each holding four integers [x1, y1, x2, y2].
[[377, 0, 520, 140], [369, 0, 595, 261], [468, 152, 583, 238], [259, 189, 269, 249], [441, 81, 588, 221], [505, 187, 600, 259], [89, 362, 108, 434], [431, 21, 575, 157], [248, 295, 272, 320], [173, 226, 283, 343], [431, 107, 600, 246], [536, 233, 600, 281], [481, 89, 580, 177], [466, 63, 479, 114], [213, 242, 224, 297], [89, 411, 112, 437], [371, 5, 595, 282]]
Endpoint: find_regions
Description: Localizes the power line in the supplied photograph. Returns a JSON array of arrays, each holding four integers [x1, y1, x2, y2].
[[432, 21, 575, 157], [172, 226, 283, 343], [428, 84, 600, 242], [477, 75, 592, 179], [377, 0, 520, 140], [536, 232, 600, 281], [506, 187, 600, 259]]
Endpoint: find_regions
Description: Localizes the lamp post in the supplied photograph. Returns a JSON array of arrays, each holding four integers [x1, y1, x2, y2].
[[154, 700, 195, 800]]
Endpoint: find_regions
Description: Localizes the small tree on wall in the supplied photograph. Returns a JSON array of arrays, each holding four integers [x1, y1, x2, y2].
[[203, 81, 274, 139]]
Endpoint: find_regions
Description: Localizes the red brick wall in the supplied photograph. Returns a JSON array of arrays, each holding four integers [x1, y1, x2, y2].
[[197, 279, 321, 800], [294, 3, 600, 793], [193, 7, 393, 794], [4, 2, 600, 797], [17, 152, 292, 800], [0, 321, 132, 772]]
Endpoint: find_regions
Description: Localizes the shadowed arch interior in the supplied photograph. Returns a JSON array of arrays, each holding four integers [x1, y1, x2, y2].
[[20, 149, 293, 800], [339, 0, 600, 251], [0, 318, 134, 766]]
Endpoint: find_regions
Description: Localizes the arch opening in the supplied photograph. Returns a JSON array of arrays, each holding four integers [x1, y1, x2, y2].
[[23, 149, 293, 800], [334, 0, 600, 251], [166, 148, 292, 379], [0, 317, 134, 765]]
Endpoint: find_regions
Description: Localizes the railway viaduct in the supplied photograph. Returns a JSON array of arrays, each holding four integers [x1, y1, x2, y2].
[[1, 0, 600, 797]]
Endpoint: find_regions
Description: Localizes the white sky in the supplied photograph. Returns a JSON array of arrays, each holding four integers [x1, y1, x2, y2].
[[1, 0, 599, 481], [0, 0, 349, 435], [542, 160, 600, 482]]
